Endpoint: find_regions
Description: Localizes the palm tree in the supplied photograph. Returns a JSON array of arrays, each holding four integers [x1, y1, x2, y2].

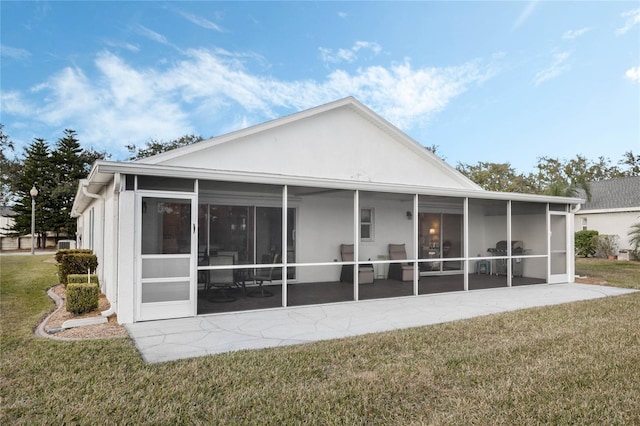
[[544, 178, 591, 202], [628, 221, 640, 259]]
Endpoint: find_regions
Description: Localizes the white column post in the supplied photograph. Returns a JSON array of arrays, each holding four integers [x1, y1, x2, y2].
[[282, 185, 288, 308], [463, 197, 469, 291], [354, 190, 359, 301]]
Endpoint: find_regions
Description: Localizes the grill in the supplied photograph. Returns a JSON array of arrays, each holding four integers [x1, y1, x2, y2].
[[487, 240, 524, 277]]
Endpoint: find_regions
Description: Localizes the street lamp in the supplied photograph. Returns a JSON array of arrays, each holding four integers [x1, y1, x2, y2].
[[30, 185, 38, 255]]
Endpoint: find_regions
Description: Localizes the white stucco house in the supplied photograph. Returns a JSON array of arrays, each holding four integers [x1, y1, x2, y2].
[[575, 176, 640, 255], [71, 97, 582, 324]]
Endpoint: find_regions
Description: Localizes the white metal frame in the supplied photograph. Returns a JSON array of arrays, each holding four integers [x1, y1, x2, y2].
[[135, 190, 198, 322]]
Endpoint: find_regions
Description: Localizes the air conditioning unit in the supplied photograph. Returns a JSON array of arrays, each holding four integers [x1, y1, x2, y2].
[[57, 240, 77, 250]]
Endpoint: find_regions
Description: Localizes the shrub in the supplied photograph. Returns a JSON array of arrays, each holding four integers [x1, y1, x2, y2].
[[57, 252, 98, 284], [595, 234, 619, 258], [67, 274, 99, 285], [575, 230, 599, 257], [66, 283, 99, 315], [55, 249, 93, 263]]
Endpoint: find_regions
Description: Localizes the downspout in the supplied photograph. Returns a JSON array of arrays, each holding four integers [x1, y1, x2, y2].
[[101, 173, 121, 318]]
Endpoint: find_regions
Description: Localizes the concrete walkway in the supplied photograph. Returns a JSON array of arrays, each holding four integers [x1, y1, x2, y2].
[[126, 283, 636, 363]]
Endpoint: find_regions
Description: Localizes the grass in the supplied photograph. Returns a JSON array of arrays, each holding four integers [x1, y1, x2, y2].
[[1, 254, 639, 424], [576, 257, 640, 289]]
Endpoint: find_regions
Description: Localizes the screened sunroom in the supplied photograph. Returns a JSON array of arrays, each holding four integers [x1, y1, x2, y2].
[[72, 98, 580, 324]]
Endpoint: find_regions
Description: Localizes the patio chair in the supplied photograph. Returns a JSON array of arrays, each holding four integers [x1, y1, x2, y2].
[[388, 243, 414, 282], [247, 253, 279, 297], [339, 244, 374, 284], [207, 255, 236, 302]]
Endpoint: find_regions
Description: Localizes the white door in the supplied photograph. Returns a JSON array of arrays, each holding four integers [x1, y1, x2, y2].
[[548, 212, 569, 284], [136, 194, 196, 321]]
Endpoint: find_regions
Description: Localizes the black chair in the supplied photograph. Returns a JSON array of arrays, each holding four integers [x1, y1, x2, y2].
[[247, 253, 279, 297]]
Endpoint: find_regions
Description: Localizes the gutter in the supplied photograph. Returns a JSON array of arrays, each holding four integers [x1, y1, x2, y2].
[[571, 203, 582, 213]]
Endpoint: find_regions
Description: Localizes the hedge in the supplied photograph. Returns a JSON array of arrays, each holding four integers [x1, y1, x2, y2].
[[55, 249, 93, 263], [66, 283, 100, 315], [57, 250, 98, 284], [67, 274, 100, 285]]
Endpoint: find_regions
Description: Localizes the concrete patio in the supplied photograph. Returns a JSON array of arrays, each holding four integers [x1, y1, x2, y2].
[[125, 283, 636, 363]]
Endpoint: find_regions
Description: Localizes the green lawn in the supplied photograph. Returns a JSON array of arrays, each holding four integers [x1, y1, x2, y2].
[[576, 257, 640, 289], [1, 254, 639, 424]]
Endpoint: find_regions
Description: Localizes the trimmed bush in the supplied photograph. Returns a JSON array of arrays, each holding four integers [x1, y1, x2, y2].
[[67, 274, 99, 285], [66, 283, 99, 315], [575, 230, 599, 257], [55, 249, 93, 263], [57, 251, 98, 284]]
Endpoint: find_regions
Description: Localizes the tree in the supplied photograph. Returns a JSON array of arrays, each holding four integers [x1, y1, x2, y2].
[[628, 220, 640, 259], [456, 162, 538, 193], [543, 177, 592, 202], [0, 124, 20, 207], [620, 151, 640, 176], [8, 138, 55, 247], [6, 129, 108, 245], [50, 129, 106, 236], [126, 134, 204, 160]]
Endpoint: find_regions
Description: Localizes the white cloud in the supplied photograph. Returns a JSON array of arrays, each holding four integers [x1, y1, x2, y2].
[[338, 12, 348, 19], [533, 51, 571, 86], [2, 48, 494, 155], [136, 25, 171, 45], [104, 40, 140, 52], [625, 66, 640, 83], [0, 91, 32, 115], [319, 41, 382, 64], [178, 11, 223, 32], [562, 27, 592, 40], [0, 45, 31, 60], [513, 0, 539, 30], [616, 8, 640, 35]]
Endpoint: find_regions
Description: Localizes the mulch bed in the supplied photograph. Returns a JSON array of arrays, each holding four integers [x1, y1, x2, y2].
[[42, 284, 129, 340]]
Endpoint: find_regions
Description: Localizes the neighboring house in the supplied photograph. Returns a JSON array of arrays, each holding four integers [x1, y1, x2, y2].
[[0, 207, 19, 250], [0, 206, 60, 251], [575, 176, 640, 253], [71, 97, 582, 324]]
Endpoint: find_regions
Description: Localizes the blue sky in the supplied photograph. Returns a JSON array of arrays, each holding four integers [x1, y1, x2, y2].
[[1, 1, 639, 172]]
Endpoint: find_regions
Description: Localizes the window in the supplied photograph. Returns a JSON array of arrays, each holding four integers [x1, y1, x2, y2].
[[581, 217, 588, 231], [360, 208, 374, 241], [88, 208, 95, 251]]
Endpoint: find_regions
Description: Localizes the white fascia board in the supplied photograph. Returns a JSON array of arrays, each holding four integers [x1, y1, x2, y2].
[[575, 207, 640, 215], [92, 161, 581, 205]]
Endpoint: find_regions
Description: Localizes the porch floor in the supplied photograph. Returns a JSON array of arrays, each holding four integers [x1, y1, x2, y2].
[[197, 274, 547, 315], [126, 283, 637, 363]]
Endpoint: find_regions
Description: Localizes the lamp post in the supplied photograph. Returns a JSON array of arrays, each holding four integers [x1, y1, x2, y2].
[[30, 185, 38, 255]]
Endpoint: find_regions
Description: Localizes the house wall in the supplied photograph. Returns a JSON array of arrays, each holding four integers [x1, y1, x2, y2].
[[576, 211, 639, 250], [77, 194, 105, 287], [294, 192, 414, 283], [161, 107, 474, 190]]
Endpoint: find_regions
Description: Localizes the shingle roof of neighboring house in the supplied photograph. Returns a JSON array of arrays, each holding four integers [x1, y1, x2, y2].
[[579, 176, 640, 211]]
